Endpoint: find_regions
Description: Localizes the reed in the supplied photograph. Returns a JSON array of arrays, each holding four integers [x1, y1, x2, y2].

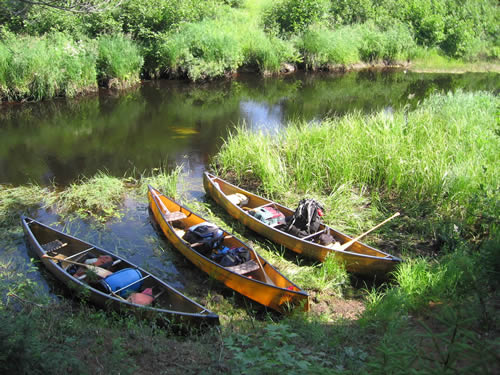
[[158, 18, 244, 81], [136, 165, 183, 199]]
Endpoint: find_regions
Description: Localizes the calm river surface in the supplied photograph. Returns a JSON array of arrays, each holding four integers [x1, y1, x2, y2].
[[2, 70, 498, 301]]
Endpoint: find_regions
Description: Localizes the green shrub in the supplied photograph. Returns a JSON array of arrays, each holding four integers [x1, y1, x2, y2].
[[242, 30, 299, 73], [263, 0, 330, 35], [97, 34, 143, 88], [158, 19, 244, 81], [0, 31, 97, 101]]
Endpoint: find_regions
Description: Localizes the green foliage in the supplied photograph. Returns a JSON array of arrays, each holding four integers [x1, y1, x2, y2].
[[297, 24, 361, 68], [298, 22, 415, 68], [0, 31, 97, 101], [215, 126, 287, 193], [225, 323, 331, 374], [97, 34, 143, 88], [358, 22, 416, 63], [0, 185, 53, 237], [0, 309, 83, 374], [263, 0, 330, 35], [157, 18, 244, 81], [136, 165, 183, 199], [56, 172, 125, 221], [242, 30, 299, 74]]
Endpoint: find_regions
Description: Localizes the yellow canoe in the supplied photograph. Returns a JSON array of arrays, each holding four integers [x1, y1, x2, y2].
[[203, 172, 402, 277], [148, 185, 309, 313]]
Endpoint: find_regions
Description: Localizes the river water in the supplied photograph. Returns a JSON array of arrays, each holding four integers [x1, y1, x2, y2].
[[2, 70, 498, 305]]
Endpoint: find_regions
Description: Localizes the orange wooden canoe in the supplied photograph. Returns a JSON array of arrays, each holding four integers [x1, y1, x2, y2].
[[203, 172, 402, 277], [148, 185, 309, 313], [21, 216, 219, 330]]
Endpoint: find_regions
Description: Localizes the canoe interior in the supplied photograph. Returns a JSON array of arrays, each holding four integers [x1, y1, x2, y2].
[[22, 217, 219, 327]]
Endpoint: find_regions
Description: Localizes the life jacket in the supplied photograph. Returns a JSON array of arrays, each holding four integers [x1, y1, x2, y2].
[[285, 199, 324, 238]]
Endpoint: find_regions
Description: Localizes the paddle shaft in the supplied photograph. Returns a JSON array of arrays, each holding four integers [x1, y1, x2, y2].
[[42, 255, 113, 278], [338, 212, 400, 251], [250, 247, 275, 285], [152, 189, 170, 214]]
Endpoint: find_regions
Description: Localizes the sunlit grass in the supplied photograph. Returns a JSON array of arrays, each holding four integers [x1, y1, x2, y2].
[[56, 172, 125, 221], [0, 31, 97, 101], [135, 165, 183, 200], [213, 91, 499, 241]]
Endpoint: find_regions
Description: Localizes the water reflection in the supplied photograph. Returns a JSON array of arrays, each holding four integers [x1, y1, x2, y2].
[[1, 70, 498, 186]]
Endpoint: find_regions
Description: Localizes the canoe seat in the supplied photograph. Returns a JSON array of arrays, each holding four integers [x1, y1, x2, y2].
[[225, 260, 260, 275], [164, 211, 187, 222], [41, 239, 67, 253]]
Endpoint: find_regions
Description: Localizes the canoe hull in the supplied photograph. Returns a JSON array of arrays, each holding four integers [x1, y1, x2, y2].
[[21, 216, 219, 329], [203, 172, 401, 277], [148, 186, 309, 313]]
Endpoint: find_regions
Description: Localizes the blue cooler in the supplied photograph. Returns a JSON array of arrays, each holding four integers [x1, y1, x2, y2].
[[101, 268, 143, 297]]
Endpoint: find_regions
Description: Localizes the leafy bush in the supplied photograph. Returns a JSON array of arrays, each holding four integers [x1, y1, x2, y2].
[[264, 0, 330, 35]]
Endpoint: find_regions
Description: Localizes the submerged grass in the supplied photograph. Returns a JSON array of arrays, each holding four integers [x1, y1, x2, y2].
[[55, 172, 125, 222]]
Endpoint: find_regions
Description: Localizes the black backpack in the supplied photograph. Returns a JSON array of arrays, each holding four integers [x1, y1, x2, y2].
[[210, 247, 251, 267], [182, 223, 224, 253], [285, 199, 324, 238]]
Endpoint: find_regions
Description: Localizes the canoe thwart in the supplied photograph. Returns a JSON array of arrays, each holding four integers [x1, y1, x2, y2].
[[164, 211, 187, 222], [225, 260, 260, 275], [41, 239, 68, 253], [301, 229, 326, 241]]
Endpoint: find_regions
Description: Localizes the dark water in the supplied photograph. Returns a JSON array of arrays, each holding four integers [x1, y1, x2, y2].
[[2, 70, 499, 304], [1, 70, 498, 187]]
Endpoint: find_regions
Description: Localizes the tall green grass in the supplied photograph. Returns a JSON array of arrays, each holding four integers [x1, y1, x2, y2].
[[0, 31, 97, 101], [213, 91, 499, 229], [297, 22, 415, 70], [158, 18, 245, 81], [97, 34, 143, 89]]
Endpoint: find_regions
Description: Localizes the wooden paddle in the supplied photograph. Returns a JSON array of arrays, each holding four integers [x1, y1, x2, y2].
[[249, 247, 275, 286], [42, 255, 113, 278], [333, 212, 400, 252]]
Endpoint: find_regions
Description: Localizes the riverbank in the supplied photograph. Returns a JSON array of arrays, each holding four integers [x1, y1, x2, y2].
[[1, 90, 498, 373], [1, 0, 498, 102]]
